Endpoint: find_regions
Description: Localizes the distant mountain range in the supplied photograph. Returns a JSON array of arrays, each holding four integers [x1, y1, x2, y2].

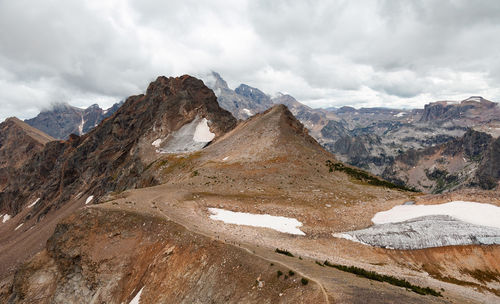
[[203, 72, 500, 193], [24, 101, 123, 139]]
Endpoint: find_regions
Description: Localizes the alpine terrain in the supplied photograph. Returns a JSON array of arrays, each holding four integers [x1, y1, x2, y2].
[[0, 75, 499, 304]]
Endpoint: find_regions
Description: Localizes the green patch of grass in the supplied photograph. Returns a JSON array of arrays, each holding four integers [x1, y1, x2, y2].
[[325, 160, 418, 192], [275, 248, 294, 257], [322, 261, 441, 297]]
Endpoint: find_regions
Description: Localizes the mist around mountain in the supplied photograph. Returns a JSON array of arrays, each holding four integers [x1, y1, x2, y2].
[[24, 101, 123, 139]]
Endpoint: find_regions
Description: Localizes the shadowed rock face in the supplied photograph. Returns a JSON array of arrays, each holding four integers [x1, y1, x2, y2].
[[25, 102, 123, 140], [0, 75, 237, 218]]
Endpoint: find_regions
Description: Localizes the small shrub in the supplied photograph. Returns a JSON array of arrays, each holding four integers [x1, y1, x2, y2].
[[301, 278, 309, 285], [277, 270, 283, 278], [270, 263, 274, 266], [315, 261, 325, 267], [288, 270, 295, 276], [275, 248, 294, 257]]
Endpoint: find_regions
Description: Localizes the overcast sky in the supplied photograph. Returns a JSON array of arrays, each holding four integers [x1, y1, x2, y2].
[[1, 0, 500, 121]]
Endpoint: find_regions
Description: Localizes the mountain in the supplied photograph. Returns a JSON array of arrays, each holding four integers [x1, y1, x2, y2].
[[204, 73, 500, 192], [25, 101, 123, 139], [383, 129, 500, 193], [420, 96, 499, 124], [0, 118, 54, 191], [1, 75, 499, 303]]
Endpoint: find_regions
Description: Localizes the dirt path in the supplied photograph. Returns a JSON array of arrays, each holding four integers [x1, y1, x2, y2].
[[94, 185, 488, 303]]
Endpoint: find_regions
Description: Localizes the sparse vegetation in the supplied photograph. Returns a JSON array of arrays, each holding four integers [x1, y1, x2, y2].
[[275, 248, 294, 257], [322, 261, 442, 297], [301, 278, 309, 285], [315, 261, 325, 267], [325, 160, 418, 192]]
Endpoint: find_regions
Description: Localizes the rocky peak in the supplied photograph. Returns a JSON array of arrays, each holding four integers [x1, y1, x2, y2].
[[25, 101, 123, 139], [210, 71, 230, 90], [235, 84, 272, 106]]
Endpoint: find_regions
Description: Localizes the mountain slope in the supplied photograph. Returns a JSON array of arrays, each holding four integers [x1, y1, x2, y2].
[[383, 129, 500, 192], [0, 118, 54, 190], [0, 75, 236, 278], [25, 101, 123, 139]]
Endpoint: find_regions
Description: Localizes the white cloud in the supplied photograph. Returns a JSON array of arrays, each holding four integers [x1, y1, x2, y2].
[[1, 0, 500, 121]]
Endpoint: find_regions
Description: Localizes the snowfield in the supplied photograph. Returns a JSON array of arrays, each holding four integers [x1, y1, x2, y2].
[[193, 118, 215, 142], [208, 208, 305, 235], [335, 201, 500, 249], [372, 201, 500, 229], [155, 116, 215, 153]]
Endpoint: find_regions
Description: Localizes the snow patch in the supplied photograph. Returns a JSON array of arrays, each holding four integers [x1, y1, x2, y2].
[[27, 198, 40, 208], [394, 112, 406, 117], [193, 118, 215, 142], [85, 196, 94, 205], [372, 201, 500, 229], [242, 108, 253, 116], [2, 214, 11, 223], [15, 223, 23, 231], [152, 139, 162, 148], [158, 117, 214, 154], [208, 208, 305, 235], [129, 287, 144, 304]]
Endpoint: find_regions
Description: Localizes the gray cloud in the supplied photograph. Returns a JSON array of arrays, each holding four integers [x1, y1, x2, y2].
[[1, 0, 500, 121]]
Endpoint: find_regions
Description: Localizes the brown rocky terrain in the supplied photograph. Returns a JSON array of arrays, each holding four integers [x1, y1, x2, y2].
[[0, 118, 54, 190], [0, 75, 498, 303]]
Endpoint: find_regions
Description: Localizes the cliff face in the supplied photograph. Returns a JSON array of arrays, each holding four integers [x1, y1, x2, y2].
[[383, 129, 500, 193], [419, 97, 499, 124]]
